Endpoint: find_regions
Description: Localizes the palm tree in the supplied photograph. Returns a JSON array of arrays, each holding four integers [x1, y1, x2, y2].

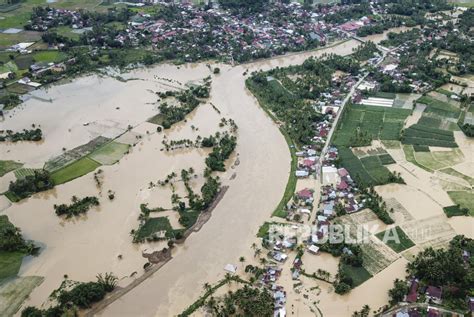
[[239, 256, 245, 264], [259, 258, 267, 265], [254, 248, 261, 258], [251, 242, 257, 250], [203, 282, 211, 292]]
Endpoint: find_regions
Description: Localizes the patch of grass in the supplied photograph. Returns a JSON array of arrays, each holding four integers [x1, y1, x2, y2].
[[443, 205, 469, 218], [402, 144, 433, 172], [414, 152, 448, 171], [379, 154, 396, 165], [134, 217, 173, 241], [340, 263, 372, 288], [0, 160, 22, 177], [49, 26, 82, 41], [447, 191, 474, 216], [89, 141, 130, 165], [440, 168, 474, 186], [413, 144, 430, 152], [375, 226, 415, 253], [0, 251, 25, 283], [50, 157, 101, 185], [32, 50, 68, 63]]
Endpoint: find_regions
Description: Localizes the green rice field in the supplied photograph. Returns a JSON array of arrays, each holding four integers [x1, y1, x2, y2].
[[375, 226, 415, 253], [338, 148, 394, 187], [89, 141, 130, 165], [50, 157, 101, 185], [333, 104, 411, 147]]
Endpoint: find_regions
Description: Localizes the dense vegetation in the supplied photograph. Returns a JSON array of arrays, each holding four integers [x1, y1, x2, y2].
[[204, 284, 274, 316], [153, 78, 211, 129], [0, 129, 42, 142], [54, 196, 99, 218], [388, 235, 473, 311], [22, 273, 118, 316], [0, 215, 34, 254], [8, 170, 54, 200], [205, 133, 237, 172], [247, 54, 360, 145]]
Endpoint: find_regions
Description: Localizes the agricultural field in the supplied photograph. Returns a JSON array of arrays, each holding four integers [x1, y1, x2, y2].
[[89, 141, 130, 165], [401, 124, 457, 148], [402, 145, 465, 173], [447, 191, 474, 216], [50, 157, 101, 185], [339, 263, 372, 288], [14, 168, 37, 179], [338, 210, 400, 276], [0, 160, 22, 177], [0, 276, 44, 317], [333, 104, 412, 146], [338, 147, 395, 187], [375, 226, 415, 253], [0, 251, 24, 282], [413, 94, 461, 131]]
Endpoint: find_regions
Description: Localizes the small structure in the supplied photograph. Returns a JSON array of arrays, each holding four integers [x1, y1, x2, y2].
[[425, 286, 442, 304], [224, 263, 237, 274], [308, 245, 320, 254]]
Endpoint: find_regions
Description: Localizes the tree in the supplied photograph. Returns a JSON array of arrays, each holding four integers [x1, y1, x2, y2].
[[388, 279, 409, 305]]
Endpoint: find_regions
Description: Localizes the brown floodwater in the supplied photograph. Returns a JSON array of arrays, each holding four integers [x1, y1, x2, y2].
[[0, 39, 387, 316]]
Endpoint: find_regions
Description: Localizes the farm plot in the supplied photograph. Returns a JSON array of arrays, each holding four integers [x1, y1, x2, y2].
[[333, 104, 411, 146], [384, 197, 414, 223], [0, 276, 44, 317], [338, 148, 394, 187], [403, 146, 464, 172], [0, 160, 22, 177], [399, 215, 456, 250], [447, 191, 474, 216], [44, 136, 110, 172], [417, 95, 461, 119], [50, 157, 101, 185], [13, 168, 38, 179], [375, 226, 415, 253], [440, 168, 474, 186], [89, 141, 130, 165], [338, 212, 399, 276], [402, 124, 457, 148]]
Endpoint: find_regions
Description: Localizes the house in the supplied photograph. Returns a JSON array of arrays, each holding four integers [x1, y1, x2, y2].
[[322, 201, 335, 216], [297, 188, 313, 200], [296, 170, 309, 177], [337, 180, 348, 190], [425, 286, 442, 304], [338, 168, 349, 177]]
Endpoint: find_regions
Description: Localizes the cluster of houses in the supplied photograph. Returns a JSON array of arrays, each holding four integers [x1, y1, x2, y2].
[[22, 1, 384, 63], [25, 7, 94, 31]]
